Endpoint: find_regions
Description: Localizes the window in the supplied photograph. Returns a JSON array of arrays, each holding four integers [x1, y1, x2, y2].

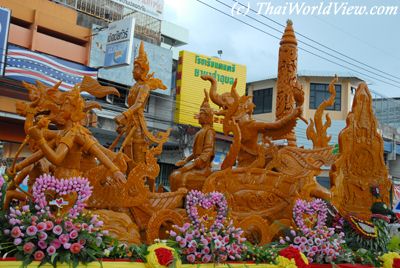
[[309, 83, 341, 111], [253, 88, 273, 114]]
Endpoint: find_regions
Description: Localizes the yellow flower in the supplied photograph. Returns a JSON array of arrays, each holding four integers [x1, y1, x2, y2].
[[300, 252, 308, 265], [146, 243, 181, 268], [381, 252, 400, 268], [276, 256, 297, 268]]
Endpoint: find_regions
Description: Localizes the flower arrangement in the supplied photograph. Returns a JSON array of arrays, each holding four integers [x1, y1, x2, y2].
[[0, 175, 7, 207], [185, 190, 228, 230], [32, 174, 92, 217], [280, 199, 346, 263], [168, 190, 247, 264], [278, 246, 309, 268], [380, 252, 400, 268], [146, 243, 180, 268], [0, 174, 118, 268]]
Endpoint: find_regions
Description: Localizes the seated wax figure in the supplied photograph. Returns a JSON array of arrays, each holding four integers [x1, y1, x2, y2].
[[169, 91, 216, 191]]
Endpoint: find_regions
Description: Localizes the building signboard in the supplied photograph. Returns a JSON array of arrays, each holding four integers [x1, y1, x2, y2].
[[112, 0, 164, 20], [90, 26, 172, 95], [104, 16, 135, 67], [175, 50, 247, 132]]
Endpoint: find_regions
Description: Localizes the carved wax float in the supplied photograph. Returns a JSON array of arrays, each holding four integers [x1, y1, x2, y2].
[[169, 90, 216, 191], [87, 41, 186, 244], [201, 21, 335, 245], [330, 83, 392, 220], [5, 42, 186, 244], [4, 77, 126, 208]]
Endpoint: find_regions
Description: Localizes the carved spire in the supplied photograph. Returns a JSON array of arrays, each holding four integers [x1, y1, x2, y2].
[[275, 20, 303, 146], [280, 20, 297, 46], [134, 41, 150, 74]]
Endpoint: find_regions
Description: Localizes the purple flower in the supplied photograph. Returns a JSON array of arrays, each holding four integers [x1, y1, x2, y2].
[[14, 238, 22, 245], [63, 243, 71, 249], [178, 239, 187, 248], [169, 230, 176, 237], [51, 239, 61, 249], [59, 234, 69, 244], [38, 240, 47, 250]]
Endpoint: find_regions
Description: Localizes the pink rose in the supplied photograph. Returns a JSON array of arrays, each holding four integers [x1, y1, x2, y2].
[[70, 242, 82, 254], [186, 254, 196, 263], [37, 222, 46, 232], [23, 242, 35, 254], [11, 226, 22, 238], [45, 221, 54, 231], [69, 230, 78, 240], [47, 245, 56, 256], [34, 250, 45, 261], [26, 225, 38, 236], [38, 232, 48, 241], [53, 225, 63, 235]]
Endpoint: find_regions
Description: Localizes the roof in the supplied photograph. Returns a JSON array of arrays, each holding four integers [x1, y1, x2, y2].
[[248, 70, 366, 84]]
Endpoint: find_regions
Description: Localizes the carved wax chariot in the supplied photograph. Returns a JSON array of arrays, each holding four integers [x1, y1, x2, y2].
[[5, 41, 187, 245]]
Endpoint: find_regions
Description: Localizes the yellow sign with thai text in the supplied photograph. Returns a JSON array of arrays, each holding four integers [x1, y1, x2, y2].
[[175, 50, 247, 132]]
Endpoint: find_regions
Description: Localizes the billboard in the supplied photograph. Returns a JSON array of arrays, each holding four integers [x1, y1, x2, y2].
[[0, 7, 11, 76], [175, 50, 247, 132], [112, 0, 164, 20], [90, 25, 172, 95], [104, 16, 135, 67]]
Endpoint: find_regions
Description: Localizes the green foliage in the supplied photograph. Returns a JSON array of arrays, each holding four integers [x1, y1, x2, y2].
[[353, 248, 382, 267], [102, 238, 148, 261], [388, 235, 400, 252], [344, 217, 390, 253], [245, 242, 285, 264]]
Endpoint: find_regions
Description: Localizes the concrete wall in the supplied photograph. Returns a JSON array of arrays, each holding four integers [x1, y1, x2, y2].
[[247, 76, 361, 124], [2, 0, 90, 64]]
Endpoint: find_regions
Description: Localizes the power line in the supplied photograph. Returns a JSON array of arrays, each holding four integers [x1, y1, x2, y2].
[[231, 0, 400, 82], [194, 0, 400, 90]]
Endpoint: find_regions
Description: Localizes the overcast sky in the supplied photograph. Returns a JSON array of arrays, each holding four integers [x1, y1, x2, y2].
[[163, 0, 400, 97]]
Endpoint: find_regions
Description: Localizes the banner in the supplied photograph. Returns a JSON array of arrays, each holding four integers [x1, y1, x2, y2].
[[0, 7, 11, 76], [5, 45, 97, 91]]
